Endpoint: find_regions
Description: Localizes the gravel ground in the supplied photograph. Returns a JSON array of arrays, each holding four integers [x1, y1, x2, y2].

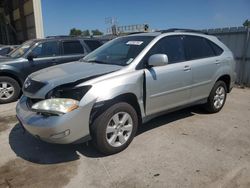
[[0, 88, 250, 188]]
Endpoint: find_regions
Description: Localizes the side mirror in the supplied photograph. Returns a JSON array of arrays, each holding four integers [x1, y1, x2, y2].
[[27, 53, 37, 61], [148, 54, 168, 67]]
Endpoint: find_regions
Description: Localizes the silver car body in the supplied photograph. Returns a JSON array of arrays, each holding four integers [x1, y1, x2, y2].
[[16, 31, 236, 144]]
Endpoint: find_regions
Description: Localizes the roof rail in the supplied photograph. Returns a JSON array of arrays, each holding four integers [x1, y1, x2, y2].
[[158, 28, 208, 35], [46, 35, 86, 39], [127, 31, 147, 35]]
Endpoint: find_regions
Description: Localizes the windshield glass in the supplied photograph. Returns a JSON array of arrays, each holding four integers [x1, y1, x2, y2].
[[9, 40, 35, 58], [83, 36, 154, 66]]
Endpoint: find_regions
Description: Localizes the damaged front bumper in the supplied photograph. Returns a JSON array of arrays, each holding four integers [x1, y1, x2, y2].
[[16, 96, 94, 144]]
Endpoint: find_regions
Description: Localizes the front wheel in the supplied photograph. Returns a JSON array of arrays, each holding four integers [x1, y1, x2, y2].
[[91, 102, 138, 155], [0, 76, 20, 104], [204, 81, 227, 113]]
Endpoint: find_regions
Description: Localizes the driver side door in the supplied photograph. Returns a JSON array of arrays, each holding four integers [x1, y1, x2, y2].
[[26, 40, 61, 75], [144, 35, 192, 115]]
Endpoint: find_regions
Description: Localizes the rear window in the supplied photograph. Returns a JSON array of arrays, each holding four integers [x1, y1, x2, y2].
[[63, 41, 84, 55], [207, 40, 223, 56], [183, 36, 215, 60], [84, 40, 102, 51]]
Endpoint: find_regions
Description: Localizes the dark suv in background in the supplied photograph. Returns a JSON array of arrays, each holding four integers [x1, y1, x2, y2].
[[0, 36, 102, 103], [0, 45, 19, 57]]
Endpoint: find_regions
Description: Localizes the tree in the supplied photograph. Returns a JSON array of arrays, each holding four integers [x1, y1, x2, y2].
[[69, 28, 103, 36], [243, 19, 250, 27], [82, 30, 90, 36], [69, 28, 82, 36], [91, 29, 103, 36]]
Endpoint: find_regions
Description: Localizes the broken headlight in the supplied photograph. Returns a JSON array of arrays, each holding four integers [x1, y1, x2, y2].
[[47, 85, 92, 101]]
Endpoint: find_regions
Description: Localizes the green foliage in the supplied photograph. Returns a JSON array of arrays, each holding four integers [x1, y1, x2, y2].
[[69, 28, 82, 36], [69, 28, 103, 36], [82, 30, 90, 36], [243, 19, 250, 27], [91, 29, 103, 36]]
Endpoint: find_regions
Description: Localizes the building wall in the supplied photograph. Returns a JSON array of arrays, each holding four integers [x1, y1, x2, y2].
[[0, 0, 44, 44], [33, 0, 43, 39]]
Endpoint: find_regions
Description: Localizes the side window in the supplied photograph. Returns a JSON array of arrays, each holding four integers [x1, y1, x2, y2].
[[207, 40, 223, 56], [84, 40, 102, 51], [31, 41, 60, 58], [147, 36, 185, 64], [183, 36, 215, 60], [62, 41, 84, 55]]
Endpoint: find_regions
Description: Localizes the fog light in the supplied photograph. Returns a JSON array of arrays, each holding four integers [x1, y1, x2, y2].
[[50, 129, 70, 139]]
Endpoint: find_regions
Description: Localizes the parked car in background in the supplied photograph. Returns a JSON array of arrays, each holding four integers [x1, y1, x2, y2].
[[16, 29, 236, 154], [0, 45, 19, 56], [0, 36, 102, 103]]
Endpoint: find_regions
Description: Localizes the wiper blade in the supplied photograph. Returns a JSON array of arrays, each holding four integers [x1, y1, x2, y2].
[[86, 60, 107, 64]]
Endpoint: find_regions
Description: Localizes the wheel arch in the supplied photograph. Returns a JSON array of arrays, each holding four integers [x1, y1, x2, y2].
[[216, 74, 231, 93], [0, 71, 23, 87], [89, 93, 142, 130]]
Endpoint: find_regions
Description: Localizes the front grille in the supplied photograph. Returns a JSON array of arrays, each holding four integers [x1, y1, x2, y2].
[[23, 79, 46, 94]]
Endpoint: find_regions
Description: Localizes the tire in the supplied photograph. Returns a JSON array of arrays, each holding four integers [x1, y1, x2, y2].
[[204, 81, 227, 113], [91, 102, 138, 155], [0, 76, 21, 104]]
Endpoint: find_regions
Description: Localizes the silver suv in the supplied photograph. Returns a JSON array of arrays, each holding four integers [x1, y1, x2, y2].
[[16, 29, 236, 154]]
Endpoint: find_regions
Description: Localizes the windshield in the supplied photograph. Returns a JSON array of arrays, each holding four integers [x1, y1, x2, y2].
[[83, 36, 154, 66], [9, 40, 35, 58]]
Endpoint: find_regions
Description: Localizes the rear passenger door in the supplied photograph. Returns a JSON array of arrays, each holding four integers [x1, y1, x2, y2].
[[59, 40, 86, 64], [183, 35, 223, 101], [145, 35, 192, 115]]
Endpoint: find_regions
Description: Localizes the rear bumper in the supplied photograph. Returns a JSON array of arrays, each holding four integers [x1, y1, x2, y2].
[[229, 72, 237, 92], [16, 96, 93, 144]]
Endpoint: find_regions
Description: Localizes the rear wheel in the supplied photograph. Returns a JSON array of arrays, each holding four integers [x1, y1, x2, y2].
[[204, 81, 227, 113], [91, 102, 138, 155], [0, 76, 20, 104]]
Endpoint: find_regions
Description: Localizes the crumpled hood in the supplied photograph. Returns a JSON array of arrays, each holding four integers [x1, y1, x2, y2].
[[25, 61, 122, 98], [31, 61, 122, 83]]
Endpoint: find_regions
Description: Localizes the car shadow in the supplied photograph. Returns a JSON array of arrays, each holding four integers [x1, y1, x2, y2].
[[137, 106, 205, 135], [9, 124, 105, 164], [9, 106, 206, 164]]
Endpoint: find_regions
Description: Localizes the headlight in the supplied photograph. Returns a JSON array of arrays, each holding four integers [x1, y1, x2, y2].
[[31, 98, 79, 115]]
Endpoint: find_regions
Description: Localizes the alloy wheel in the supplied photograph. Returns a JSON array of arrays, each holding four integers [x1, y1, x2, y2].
[[106, 112, 133, 147], [0, 82, 15, 100], [213, 86, 225, 109]]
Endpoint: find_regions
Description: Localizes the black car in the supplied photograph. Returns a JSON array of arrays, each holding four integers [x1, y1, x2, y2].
[[0, 36, 102, 104], [0, 45, 19, 56]]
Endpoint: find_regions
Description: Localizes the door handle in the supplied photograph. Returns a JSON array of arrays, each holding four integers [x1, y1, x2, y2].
[[215, 60, 220, 65], [51, 59, 57, 65], [183, 65, 191, 71]]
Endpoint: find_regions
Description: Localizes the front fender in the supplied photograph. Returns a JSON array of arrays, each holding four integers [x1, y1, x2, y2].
[[80, 70, 145, 115], [0, 65, 25, 84]]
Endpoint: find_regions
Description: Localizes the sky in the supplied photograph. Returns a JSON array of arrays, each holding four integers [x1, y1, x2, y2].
[[41, 0, 250, 36]]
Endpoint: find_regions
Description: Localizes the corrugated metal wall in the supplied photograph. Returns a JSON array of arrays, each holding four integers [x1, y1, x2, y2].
[[202, 27, 250, 86]]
